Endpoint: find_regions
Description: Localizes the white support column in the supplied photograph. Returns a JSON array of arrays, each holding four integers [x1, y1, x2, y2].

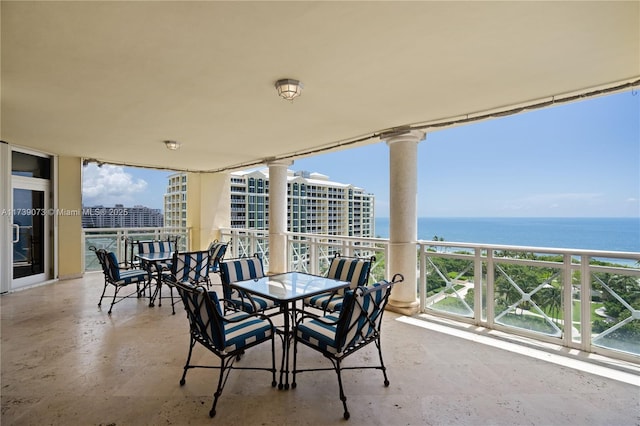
[[267, 159, 292, 274], [385, 130, 425, 315]]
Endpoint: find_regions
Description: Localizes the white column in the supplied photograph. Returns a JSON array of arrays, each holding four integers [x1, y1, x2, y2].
[[385, 130, 425, 315], [267, 159, 292, 274]]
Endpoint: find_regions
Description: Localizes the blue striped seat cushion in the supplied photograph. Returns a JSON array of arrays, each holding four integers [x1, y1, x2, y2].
[[117, 269, 148, 285], [205, 292, 273, 352], [106, 252, 146, 284], [304, 293, 344, 312], [228, 290, 278, 313], [223, 311, 274, 352], [295, 314, 342, 354]]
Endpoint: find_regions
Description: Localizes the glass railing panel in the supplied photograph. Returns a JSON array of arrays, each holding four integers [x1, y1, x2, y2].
[[424, 246, 475, 317], [590, 259, 640, 356], [492, 250, 565, 338]]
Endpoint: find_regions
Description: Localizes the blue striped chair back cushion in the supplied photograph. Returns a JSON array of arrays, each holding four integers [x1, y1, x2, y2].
[[180, 287, 225, 348], [95, 249, 111, 276], [105, 252, 122, 281], [336, 282, 386, 350], [103, 251, 147, 284], [220, 257, 265, 300], [208, 243, 228, 272], [221, 257, 264, 283], [327, 257, 371, 290], [138, 240, 174, 253], [180, 288, 273, 353], [296, 282, 390, 355], [172, 251, 209, 283]]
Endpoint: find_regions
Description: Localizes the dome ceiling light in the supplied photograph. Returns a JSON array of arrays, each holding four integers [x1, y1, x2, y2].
[[275, 79, 303, 101], [164, 140, 181, 150]]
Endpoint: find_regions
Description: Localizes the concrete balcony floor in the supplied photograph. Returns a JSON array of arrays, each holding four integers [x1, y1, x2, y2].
[[2, 273, 639, 426]]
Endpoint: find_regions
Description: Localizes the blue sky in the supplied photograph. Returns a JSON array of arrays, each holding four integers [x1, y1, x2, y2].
[[83, 90, 639, 218]]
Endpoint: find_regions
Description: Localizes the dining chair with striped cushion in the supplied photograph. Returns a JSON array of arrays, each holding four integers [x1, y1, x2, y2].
[[292, 273, 403, 420], [92, 247, 149, 314], [207, 239, 230, 285], [137, 239, 176, 272], [174, 281, 276, 418], [163, 250, 210, 314], [305, 253, 375, 314], [219, 254, 279, 314]]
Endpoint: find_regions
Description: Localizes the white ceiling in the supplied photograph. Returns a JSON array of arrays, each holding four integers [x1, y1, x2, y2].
[[2, 1, 639, 173]]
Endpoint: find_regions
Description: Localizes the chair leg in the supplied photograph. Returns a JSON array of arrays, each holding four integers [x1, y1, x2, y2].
[[209, 357, 232, 418], [180, 338, 196, 386], [333, 359, 350, 420], [108, 285, 119, 315], [169, 286, 176, 315], [375, 338, 390, 387], [98, 282, 108, 307]]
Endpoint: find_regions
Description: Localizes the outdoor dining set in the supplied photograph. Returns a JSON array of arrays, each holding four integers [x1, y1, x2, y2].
[[91, 238, 404, 420]]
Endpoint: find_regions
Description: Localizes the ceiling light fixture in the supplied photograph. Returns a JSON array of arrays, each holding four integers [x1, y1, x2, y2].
[[275, 79, 303, 101], [164, 140, 181, 150]]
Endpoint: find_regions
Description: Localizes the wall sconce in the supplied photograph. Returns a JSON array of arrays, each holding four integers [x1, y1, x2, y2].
[[275, 79, 303, 101], [164, 140, 181, 150]]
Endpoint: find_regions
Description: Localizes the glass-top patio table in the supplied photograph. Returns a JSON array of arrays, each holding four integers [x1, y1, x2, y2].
[[230, 271, 350, 389], [136, 252, 174, 307]]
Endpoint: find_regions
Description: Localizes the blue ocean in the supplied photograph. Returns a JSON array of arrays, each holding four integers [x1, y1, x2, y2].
[[374, 217, 639, 253]]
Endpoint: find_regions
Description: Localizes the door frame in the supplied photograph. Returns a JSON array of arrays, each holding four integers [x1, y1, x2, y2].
[[11, 175, 52, 289]]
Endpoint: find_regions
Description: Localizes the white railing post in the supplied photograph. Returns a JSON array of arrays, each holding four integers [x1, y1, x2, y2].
[[473, 247, 483, 325], [309, 236, 318, 275], [419, 244, 426, 311], [486, 248, 495, 327], [562, 253, 574, 347], [580, 254, 592, 352]]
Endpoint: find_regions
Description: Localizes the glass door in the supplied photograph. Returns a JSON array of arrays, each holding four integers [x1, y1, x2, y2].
[[12, 177, 50, 288]]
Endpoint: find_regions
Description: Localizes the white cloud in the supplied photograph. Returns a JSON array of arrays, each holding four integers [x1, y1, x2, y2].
[[82, 164, 148, 207]]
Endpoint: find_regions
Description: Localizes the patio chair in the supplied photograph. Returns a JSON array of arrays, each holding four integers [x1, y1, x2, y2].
[[304, 253, 375, 314], [174, 281, 277, 418], [207, 239, 230, 285], [137, 239, 176, 272], [91, 247, 149, 315], [163, 250, 211, 315], [219, 254, 279, 314], [117, 236, 143, 270], [292, 273, 404, 420]]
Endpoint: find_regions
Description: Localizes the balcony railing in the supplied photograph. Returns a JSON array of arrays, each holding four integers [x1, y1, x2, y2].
[[82, 227, 191, 271], [220, 227, 640, 363]]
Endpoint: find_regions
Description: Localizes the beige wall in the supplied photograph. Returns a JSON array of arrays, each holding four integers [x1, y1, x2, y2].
[[57, 156, 83, 279], [186, 172, 230, 250]]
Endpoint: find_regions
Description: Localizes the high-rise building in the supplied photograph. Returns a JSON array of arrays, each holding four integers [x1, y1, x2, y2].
[[82, 204, 163, 228], [166, 169, 375, 237], [163, 173, 188, 228]]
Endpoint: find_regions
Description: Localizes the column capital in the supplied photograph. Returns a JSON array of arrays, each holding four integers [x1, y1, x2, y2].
[[266, 158, 293, 168], [383, 129, 426, 145]]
